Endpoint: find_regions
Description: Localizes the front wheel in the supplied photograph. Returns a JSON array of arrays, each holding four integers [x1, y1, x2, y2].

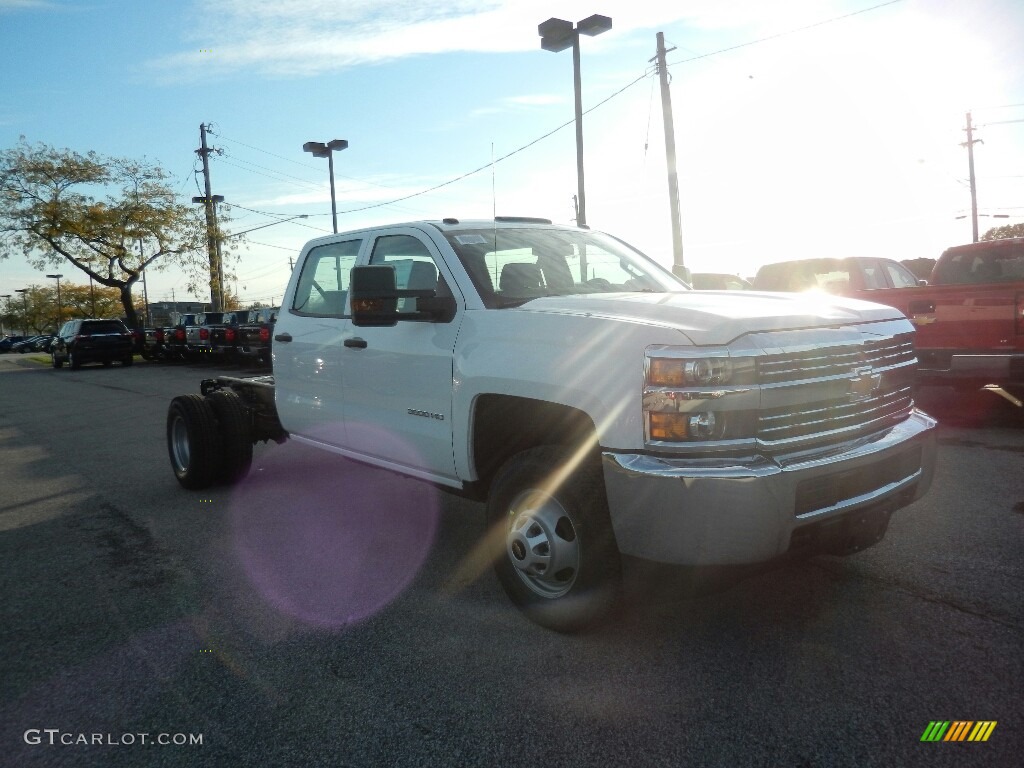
[[167, 395, 223, 489], [51, 352, 63, 369], [488, 446, 621, 632]]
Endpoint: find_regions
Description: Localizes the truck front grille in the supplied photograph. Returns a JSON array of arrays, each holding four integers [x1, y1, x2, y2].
[[757, 333, 915, 384], [758, 386, 914, 446], [754, 331, 917, 452]]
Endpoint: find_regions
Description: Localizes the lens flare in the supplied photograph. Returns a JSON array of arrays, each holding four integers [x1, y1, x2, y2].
[[230, 434, 439, 629]]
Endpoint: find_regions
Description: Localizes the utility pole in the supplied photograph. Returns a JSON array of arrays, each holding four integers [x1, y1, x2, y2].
[[195, 123, 224, 310], [139, 238, 151, 326], [962, 112, 982, 243], [653, 32, 685, 277]]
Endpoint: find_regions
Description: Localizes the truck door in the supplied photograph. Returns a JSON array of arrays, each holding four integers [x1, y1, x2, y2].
[[341, 229, 463, 483], [273, 238, 362, 446]]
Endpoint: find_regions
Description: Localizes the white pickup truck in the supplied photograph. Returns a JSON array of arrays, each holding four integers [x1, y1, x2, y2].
[[166, 217, 937, 631]]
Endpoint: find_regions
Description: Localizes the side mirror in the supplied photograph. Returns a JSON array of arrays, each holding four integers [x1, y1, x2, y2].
[[350, 265, 399, 327], [350, 264, 458, 326]]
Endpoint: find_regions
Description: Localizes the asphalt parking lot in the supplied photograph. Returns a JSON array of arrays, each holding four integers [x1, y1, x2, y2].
[[1, 355, 1021, 767]]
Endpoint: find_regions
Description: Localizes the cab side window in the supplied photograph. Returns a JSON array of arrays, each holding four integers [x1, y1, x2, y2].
[[885, 261, 920, 288], [861, 260, 887, 290], [369, 235, 446, 313], [291, 239, 362, 317]]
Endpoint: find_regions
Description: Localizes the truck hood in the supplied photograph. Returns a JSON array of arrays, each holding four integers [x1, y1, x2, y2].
[[513, 291, 906, 346]]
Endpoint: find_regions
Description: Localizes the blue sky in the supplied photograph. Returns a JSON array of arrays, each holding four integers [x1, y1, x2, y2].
[[2, 0, 1023, 308]]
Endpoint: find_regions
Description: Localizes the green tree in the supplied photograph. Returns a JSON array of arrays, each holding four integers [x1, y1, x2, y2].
[[0, 283, 138, 334], [981, 222, 1024, 241], [0, 139, 236, 328]]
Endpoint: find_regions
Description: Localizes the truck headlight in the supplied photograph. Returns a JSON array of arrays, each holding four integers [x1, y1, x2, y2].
[[649, 411, 721, 441], [644, 349, 758, 445], [648, 357, 732, 387]]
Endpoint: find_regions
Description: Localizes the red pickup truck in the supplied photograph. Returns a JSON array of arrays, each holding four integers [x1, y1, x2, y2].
[[753, 242, 1024, 391], [905, 239, 1024, 390]]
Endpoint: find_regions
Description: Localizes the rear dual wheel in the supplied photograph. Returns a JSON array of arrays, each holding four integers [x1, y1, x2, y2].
[[166, 391, 252, 490]]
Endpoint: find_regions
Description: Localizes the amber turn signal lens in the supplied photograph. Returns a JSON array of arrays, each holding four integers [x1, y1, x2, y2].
[[649, 412, 689, 441]]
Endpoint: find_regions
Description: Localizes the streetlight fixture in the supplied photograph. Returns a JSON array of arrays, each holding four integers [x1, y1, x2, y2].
[[538, 14, 612, 228], [15, 289, 28, 335], [46, 274, 64, 329], [303, 139, 348, 234]]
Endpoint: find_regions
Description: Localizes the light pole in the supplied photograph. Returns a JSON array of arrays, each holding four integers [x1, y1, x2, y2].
[[303, 139, 348, 233], [15, 289, 28, 335], [46, 274, 63, 329], [538, 14, 612, 229]]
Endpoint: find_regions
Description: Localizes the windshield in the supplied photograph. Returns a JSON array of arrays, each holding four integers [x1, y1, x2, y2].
[[443, 226, 686, 308]]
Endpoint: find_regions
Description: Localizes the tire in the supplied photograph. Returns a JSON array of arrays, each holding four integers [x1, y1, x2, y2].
[[122, 355, 134, 367], [488, 446, 621, 632], [51, 352, 63, 369], [207, 389, 253, 484], [167, 394, 223, 489], [69, 350, 81, 370]]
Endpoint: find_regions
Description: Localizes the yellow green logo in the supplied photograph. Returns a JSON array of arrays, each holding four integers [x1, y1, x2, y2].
[[920, 721, 997, 742]]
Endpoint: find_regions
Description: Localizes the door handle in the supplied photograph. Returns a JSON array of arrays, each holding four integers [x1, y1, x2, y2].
[[274, 333, 293, 343], [344, 337, 368, 349]]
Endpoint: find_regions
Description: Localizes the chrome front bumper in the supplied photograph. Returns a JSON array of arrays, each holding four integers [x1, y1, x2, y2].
[[601, 410, 937, 566]]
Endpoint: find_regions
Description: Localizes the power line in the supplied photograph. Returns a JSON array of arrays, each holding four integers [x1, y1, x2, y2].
[[246, 239, 300, 251], [667, 0, 905, 67], [202, 0, 908, 224], [219, 154, 324, 191], [333, 73, 651, 217], [226, 203, 332, 233]]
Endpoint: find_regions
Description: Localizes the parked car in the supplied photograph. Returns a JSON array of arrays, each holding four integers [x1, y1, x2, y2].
[[162, 313, 199, 360], [235, 307, 278, 367], [752, 256, 922, 298], [900, 239, 1024, 389], [753, 243, 1024, 391], [0, 336, 27, 353], [209, 311, 246, 361], [29, 335, 55, 352], [690, 273, 752, 290], [51, 319, 135, 369], [184, 312, 231, 359], [12, 335, 46, 353]]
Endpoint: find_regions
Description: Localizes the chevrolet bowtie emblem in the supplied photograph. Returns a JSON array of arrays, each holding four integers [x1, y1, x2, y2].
[[911, 315, 936, 325], [849, 366, 882, 401]]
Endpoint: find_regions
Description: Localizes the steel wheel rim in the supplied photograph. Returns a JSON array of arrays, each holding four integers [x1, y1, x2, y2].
[[505, 489, 580, 599], [170, 415, 190, 474]]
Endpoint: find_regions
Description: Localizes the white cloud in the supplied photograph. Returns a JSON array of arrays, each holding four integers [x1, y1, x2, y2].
[[470, 93, 565, 117], [148, 0, 717, 80], [0, 0, 59, 10]]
